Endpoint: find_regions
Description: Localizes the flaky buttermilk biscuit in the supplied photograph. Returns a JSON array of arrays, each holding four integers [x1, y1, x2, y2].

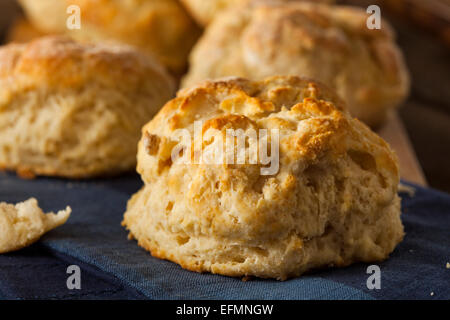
[[18, 0, 201, 74], [0, 36, 175, 178], [123, 76, 404, 280], [182, 2, 410, 127]]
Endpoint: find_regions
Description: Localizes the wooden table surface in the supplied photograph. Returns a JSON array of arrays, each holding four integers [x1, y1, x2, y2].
[[378, 113, 427, 185], [344, 0, 450, 193]]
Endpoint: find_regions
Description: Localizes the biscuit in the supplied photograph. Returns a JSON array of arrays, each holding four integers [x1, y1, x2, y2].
[[0, 198, 71, 253], [0, 36, 175, 178], [182, 2, 410, 127], [122, 76, 404, 280], [180, 0, 334, 26], [18, 0, 201, 74], [17, 0, 68, 33]]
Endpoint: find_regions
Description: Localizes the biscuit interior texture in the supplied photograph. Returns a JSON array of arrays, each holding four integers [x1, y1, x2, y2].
[[0, 198, 71, 253], [182, 2, 410, 127], [0, 36, 175, 178], [18, 0, 201, 74], [123, 76, 404, 280]]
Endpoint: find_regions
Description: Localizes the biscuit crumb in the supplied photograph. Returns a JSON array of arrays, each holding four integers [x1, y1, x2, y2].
[[0, 198, 71, 253], [398, 183, 416, 197], [16, 167, 36, 179]]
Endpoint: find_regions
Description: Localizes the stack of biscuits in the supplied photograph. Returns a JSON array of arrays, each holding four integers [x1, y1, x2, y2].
[[0, 0, 409, 280]]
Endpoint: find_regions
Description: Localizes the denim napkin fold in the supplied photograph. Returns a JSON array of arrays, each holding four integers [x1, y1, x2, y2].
[[0, 172, 448, 300]]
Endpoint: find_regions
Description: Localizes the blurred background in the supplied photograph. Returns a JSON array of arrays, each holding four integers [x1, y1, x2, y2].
[[0, 0, 449, 192], [341, 1, 450, 193]]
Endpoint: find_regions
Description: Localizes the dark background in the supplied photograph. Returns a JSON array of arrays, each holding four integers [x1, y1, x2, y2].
[[0, 0, 449, 192]]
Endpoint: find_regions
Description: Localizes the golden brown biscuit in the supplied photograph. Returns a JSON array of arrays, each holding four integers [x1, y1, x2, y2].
[[180, 0, 334, 26], [123, 76, 404, 280], [0, 36, 175, 178], [18, 0, 201, 74], [0, 198, 71, 253], [182, 2, 410, 127], [17, 0, 67, 33]]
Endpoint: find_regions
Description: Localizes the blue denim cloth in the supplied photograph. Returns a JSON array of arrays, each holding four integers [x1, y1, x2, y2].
[[0, 171, 448, 300]]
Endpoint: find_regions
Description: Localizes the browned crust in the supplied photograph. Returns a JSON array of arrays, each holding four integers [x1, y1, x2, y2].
[[0, 36, 174, 91]]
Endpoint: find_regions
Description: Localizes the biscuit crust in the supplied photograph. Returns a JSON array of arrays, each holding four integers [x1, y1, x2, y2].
[[182, 2, 410, 127], [18, 0, 67, 33], [0, 36, 175, 178], [123, 76, 404, 280]]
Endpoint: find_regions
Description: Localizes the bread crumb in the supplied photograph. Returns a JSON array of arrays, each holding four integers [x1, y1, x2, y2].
[[0, 198, 71, 253], [398, 183, 416, 197], [430, 292, 434, 296], [446, 262, 450, 269], [16, 167, 36, 179]]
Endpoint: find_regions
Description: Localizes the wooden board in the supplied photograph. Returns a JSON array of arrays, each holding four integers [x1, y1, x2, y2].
[[377, 112, 427, 186]]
